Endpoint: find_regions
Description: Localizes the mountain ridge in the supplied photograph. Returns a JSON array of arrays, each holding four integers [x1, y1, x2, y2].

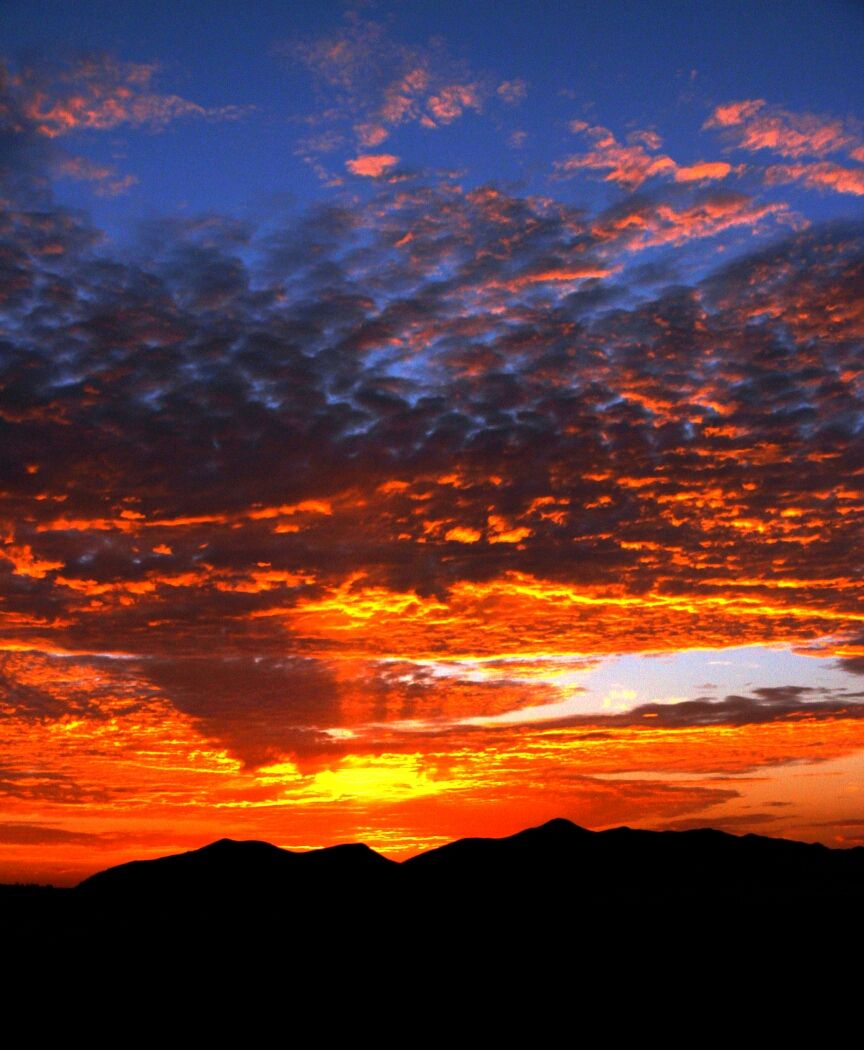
[[2, 816, 845, 892], [3, 818, 863, 949]]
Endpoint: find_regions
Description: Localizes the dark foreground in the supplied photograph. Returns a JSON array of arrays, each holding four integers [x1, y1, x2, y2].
[[3, 819, 863, 958]]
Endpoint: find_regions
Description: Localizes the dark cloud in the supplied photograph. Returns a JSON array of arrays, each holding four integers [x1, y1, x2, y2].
[[0, 822, 100, 845], [657, 813, 781, 833], [504, 688, 864, 733], [837, 634, 864, 676], [615, 691, 864, 729], [144, 654, 340, 767]]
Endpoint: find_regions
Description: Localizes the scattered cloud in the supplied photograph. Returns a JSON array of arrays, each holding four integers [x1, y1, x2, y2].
[[55, 154, 138, 196], [764, 161, 864, 196], [285, 13, 520, 179], [704, 98, 861, 158], [559, 121, 735, 189], [8, 54, 245, 137], [497, 78, 527, 104]]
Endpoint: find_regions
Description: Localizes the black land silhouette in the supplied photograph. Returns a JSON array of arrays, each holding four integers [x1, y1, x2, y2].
[[4, 819, 863, 951]]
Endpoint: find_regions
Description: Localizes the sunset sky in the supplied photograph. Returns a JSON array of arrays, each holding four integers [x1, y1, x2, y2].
[[1, 0, 863, 884]]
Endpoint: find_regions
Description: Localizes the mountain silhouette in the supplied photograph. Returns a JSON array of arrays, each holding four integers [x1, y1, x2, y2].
[[4, 819, 863, 951], [79, 837, 396, 898]]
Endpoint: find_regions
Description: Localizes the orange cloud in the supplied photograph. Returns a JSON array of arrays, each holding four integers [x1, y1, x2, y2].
[[56, 155, 138, 197], [764, 162, 864, 196], [558, 123, 677, 187], [704, 98, 860, 158], [706, 99, 767, 127], [492, 266, 617, 291], [1, 543, 64, 578], [346, 153, 400, 177], [559, 123, 734, 189], [425, 83, 482, 125], [497, 78, 527, 104], [674, 161, 734, 182], [594, 194, 798, 250], [16, 56, 244, 137], [355, 122, 389, 147], [288, 14, 510, 173]]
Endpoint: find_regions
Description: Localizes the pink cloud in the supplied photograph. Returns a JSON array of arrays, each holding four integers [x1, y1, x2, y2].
[[494, 266, 617, 292], [559, 121, 743, 190], [557, 123, 677, 188], [764, 162, 864, 196], [704, 99, 860, 159], [594, 194, 800, 250], [426, 83, 482, 125], [674, 161, 735, 182], [380, 68, 430, 124], [56, 155, 138, 197], [706, 99, 766, 128], [628, 129, 663, 150], [497, 78, 527, 104], [356, 122, 389, 147], [16, 56, 244, 137], [290, 16, 508, 159], [346, 153, 400, 177]]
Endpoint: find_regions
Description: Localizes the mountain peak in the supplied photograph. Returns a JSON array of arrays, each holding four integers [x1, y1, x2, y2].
[[534, 817, 590, 834]]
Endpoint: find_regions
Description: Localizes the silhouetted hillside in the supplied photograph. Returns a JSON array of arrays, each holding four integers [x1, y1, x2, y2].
[[79, 837, 396, 897], [404, 819, 864, 901], [4, 820, 863, 951]]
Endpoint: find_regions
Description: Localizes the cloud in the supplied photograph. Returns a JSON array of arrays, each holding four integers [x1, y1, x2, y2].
[[704, 98, 861, 158], [593, 191, 799, 249], [558, 122, 677, 187], [2, 53, 864, 782], [597, 689, 864, 729], [837, 636, 864, 676], [8, 54, 245, 137], [0, 54, 245, 204], [657, 813, 781, 832], [346, 153, 400, 177], [497, 79, 527, 104], [425, 83, 482, 125], [763, 162, 864, 196], [559, 122, 735, 189], [560, 103, 863, 199], [0, 822, 100, 845], [674, 161, 734, 182], [55, 155, 138, 197], [286, 13, 517, 177]]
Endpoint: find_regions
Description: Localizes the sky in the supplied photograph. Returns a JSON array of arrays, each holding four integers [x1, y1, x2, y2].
[[1, 0, 863, 883]]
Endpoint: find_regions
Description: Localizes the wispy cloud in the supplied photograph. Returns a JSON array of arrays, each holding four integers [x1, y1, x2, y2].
[[285, 13, 521, 179], [704, 98, 861, 158], [8, 54, 246, 137], [558, 121, 736, 189]]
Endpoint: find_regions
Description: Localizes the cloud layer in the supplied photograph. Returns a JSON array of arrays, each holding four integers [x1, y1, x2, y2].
[[0, 35, 863, 877]]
